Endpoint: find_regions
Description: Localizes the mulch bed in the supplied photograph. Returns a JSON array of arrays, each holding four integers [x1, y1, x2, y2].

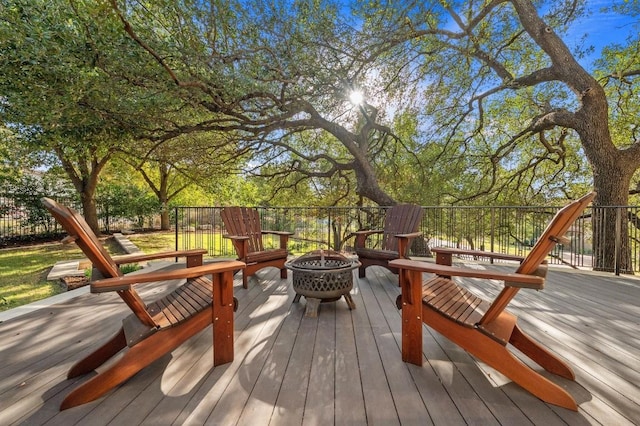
[[59, 276, 89, 291]]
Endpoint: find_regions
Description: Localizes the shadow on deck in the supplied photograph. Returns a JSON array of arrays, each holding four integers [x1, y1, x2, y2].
[[1, 260, 638, 425]]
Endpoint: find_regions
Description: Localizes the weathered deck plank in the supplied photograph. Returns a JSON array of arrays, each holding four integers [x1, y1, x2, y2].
[[1, 260, 639, 425], [359, 269, 432, 426], [334, 300, 366, 426]]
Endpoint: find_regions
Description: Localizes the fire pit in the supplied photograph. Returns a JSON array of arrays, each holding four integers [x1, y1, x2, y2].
[[286, 250, 360, 317]]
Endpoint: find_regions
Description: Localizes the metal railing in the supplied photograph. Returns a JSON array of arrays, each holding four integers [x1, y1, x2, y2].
[[172, 204, 640, 274], [3, 195, 638, 274], [0, 195, 142, 246]]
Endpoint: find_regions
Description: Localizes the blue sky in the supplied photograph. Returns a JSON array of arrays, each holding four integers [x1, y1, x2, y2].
[[563, 0, 638, 67]]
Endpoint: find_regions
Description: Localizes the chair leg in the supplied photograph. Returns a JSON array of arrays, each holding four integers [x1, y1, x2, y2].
[[280, 267, 287, 279], [61, 309, 212, 410], [509, 324, 575, 380], [358, 265, 366, 278], [242, 272, 249, 289], [422, 308, 578, 410], [67, 328, 127, 378], [400, 269, 424, 366], [481, 337, 578, 410]]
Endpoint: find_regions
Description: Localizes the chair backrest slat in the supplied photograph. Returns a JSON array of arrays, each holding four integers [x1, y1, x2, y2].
[[516, 193, 595, 275], [381, 204, 424, 252], [221, 207, 265, 253], [42, 198, 157, 327], [480, 192, 595, 325]]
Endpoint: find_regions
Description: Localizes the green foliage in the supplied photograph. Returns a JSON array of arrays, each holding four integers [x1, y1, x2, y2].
[[97, 182, 159, 229], [2, 170, 76, 232], [2, 0, 639, 212], [119, 263, 142, 275], [0, 127, 22, 186]]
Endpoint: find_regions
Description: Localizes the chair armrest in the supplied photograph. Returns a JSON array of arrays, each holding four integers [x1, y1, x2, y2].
[[112, 249, 208, 265], [395, 232, 423, 258], [395, 232, 422, 239], [431, 247, 525, 266], [91, 260, 246, 293], [389, 259, 544, 289], [261, 230, 294, 236], [349, 229, 383, 248], [222, 234, 250, 241]]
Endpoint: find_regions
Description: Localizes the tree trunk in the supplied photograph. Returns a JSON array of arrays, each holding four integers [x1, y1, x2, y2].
[[160, 200, 170, 230], [352, 157, 397, 206], [158, 165, 171, 230], [511, 0, 640, 273], [80, 193, 101, 236], [55, 151, 105, 236], [574, 94, 636, 274], [591, 163, 634, 273]]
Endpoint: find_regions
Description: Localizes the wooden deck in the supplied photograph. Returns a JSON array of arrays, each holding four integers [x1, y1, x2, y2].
[[1, 259, 639, 425]]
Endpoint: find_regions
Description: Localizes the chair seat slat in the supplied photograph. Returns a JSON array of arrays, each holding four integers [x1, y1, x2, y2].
[[148, 278, 213, 327], [423, 277, 489, 328]]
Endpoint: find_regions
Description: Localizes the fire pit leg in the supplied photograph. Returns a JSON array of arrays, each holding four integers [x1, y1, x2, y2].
[[304, 297, 321, 317], [293, 294, 302, 303], [344, 294, 356, 310]]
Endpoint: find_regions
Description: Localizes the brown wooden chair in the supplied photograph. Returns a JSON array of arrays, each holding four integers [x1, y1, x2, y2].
[[390, 192, 595, 411], [221, 206, 292, 289], [352, 203, 423, 278], [42, 198, 244, 410]]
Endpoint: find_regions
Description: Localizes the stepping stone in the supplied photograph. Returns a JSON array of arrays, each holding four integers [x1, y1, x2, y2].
[[47, 260, 85, 281]]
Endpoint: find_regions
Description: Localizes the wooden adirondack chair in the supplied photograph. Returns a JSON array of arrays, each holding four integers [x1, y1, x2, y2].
[[221, 206, 292, 289], [389, 192, 596, 411], [352, 203, 423, 278], [42, 198, 245, 410]]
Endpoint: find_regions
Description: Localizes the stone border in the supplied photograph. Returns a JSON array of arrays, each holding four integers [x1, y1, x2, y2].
[[45, 233, 142, 281], [113, 232, 143, 254]]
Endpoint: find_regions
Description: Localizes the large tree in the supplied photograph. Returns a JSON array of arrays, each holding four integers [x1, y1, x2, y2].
[[0, 0, 143, 232], [0, 0, 219, 232], [361, 0, 639, 271], [0, 1, 125, 230], [4, 0, 638, 270], [103, 0, 424, 207], [105, 0, 639, 270], [120, 131, 242, 229]]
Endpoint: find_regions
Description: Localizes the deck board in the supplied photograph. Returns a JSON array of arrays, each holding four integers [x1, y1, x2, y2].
[[1, 259, 639, 425], [334, 301, 366, 426]]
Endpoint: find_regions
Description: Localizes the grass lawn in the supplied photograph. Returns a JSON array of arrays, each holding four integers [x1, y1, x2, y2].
[[0, 237, 124, 312], [126, 231, 177, 253], [1, 242, 86, 312], [0, 231, 191, 313], [128, 231, 239, 258], [1, 230, 275, 313]]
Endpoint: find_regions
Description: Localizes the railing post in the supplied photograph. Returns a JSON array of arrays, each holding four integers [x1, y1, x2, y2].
[[614, 207, 622, 276], [490, 207, 495, 253], [174, 207, 179, 252], [327, 208, 332, 250]]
